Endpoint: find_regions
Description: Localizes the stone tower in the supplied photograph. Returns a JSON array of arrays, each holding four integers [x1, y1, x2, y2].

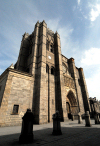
[[16, 20, 68, 123], [0, 20, 90, 126]]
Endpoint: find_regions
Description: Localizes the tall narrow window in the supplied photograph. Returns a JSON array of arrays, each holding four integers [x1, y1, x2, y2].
[[50, 44, 53, 53], [51, 67, 54, 75], [13, 105, 19, 114], [46, 41, 49, 51], [46, 64, 49, 73]]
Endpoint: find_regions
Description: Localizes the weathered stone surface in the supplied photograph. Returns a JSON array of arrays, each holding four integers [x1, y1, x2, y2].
[[0, 20, 90, 126]]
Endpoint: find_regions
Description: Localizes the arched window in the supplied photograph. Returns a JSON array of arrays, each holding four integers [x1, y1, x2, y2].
[[46, 64, 49, 73], [50, 44, 53, 53], [46, 41, 49, 51], [51, 66, 54, 75]]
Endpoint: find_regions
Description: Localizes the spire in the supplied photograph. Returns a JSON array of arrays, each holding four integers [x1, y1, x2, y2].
[[9, 63, 14, 69]]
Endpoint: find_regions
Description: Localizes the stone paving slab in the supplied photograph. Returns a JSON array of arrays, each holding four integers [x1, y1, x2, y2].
[[0, 120, 100, 146]]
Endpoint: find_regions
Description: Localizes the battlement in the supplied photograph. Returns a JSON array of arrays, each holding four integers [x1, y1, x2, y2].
[[47, 28, 54, 36]]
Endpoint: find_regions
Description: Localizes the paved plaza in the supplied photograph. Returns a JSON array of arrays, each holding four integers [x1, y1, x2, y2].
[[0, 119, 100, 146]]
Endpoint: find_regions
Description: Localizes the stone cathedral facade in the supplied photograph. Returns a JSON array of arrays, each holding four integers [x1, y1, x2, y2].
[[0, 21, 90, 126]]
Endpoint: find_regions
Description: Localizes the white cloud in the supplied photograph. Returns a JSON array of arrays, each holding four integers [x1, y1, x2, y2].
[[86, 67, 100, 100], [58, 26, 74, 55], [81, 48, 100, 65], [77, 0, 81, 5], [81, 47, 100, 100], [47, 18, 60, 32], [45, 19, 74, 58], [90, 4, 100, 21]]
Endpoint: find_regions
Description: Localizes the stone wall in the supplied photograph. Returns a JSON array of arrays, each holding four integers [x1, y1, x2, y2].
[[0, 69, 33, 127], [0, 71, 8, 107], [0, 21, 90, 126], [62, 55, 85, 115]]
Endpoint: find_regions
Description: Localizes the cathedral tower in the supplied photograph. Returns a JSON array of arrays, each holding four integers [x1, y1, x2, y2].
[[0, 21, 90, 126]]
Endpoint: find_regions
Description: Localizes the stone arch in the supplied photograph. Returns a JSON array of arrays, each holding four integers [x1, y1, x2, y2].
[[67, 90, 77, 106], [66, 90, 79, 117]]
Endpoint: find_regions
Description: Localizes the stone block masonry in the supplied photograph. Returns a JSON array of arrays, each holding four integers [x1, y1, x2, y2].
[[0, 20, 90, 126]]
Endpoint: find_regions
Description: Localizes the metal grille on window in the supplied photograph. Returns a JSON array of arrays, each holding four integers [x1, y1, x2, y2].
[[13, 105, 19, 114]]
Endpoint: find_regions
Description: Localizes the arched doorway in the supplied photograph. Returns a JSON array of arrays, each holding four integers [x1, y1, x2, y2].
[[66, 90, 79, 119]]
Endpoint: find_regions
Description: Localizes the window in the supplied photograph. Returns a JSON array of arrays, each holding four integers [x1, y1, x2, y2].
[[46, 64, 49, 73], [13, 105, 19, 114], [51, 67, 54, 75], [50, 45, 53, 53], [46, 41, 49, 51]]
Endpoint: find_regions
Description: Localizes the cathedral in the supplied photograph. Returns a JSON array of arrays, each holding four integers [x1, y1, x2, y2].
[[0, 20, 91, 126]]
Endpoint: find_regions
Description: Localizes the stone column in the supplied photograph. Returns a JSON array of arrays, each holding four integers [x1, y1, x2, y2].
[[33, 20, 47, 124], [79, 68, 91, 112], [94, 112, 100, 124], [52, 111, 62, 135], [16, 33, 29, 71], [31, 21, 39, 75], [30, 22, 40, 115], [78, 112, 83, 124], [85, 111, 91, 127], [0, 72, 13, 126], [49, 72, 56, 122], [19, 109, 34, 144], [68, 58, 84, 114], [54, 32, 68, 121]]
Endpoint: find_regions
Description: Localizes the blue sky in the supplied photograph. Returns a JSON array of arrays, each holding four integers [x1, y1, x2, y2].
[[0, 0, 100, 100]]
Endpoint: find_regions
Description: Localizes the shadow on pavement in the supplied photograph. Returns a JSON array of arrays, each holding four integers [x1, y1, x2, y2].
[[0, 126, 100, 146]]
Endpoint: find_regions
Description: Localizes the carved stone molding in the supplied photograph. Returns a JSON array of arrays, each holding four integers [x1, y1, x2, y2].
[[64, 76, 75, 89]]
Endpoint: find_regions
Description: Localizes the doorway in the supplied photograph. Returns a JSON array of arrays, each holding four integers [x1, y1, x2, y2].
[[66, 90, 79, 119], [66, 102, 72, 119]]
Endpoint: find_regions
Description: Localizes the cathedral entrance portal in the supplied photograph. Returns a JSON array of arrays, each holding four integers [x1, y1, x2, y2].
[[66, 91, 79, 119]]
